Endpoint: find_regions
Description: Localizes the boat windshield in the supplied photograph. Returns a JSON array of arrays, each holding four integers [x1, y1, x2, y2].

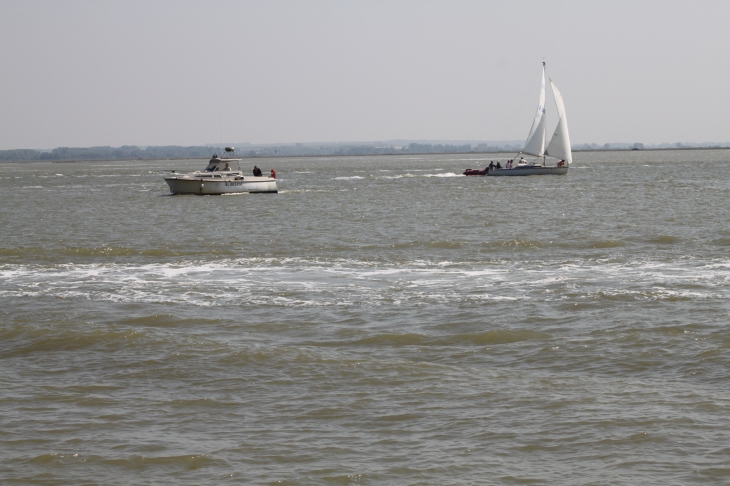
[[204, 161, 239, 173], [204, 160, 220, 172]]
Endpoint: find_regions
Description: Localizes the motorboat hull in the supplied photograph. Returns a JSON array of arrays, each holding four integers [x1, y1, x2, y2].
[[463, 169, 489, 176], [487, 166, 568, 176], [164, 176, 278, 195]]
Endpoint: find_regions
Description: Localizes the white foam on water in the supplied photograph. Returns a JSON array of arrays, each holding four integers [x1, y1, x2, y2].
[[333, 176, 365, 180], [1, 255, 728, 308], [423, 172, 461, 178]]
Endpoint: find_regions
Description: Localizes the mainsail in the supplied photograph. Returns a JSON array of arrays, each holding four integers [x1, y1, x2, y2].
[[545, 79, 572, 163], [522, 63, 547, 157]]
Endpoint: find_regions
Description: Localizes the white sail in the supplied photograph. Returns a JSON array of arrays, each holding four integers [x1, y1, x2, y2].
[[522, 64, 546, 157], [545, 79, 572, 164]]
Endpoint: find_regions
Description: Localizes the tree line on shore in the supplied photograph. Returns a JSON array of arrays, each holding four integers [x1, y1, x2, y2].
[[0, 143, 521, 161], [2, 141, 729, 161], [0, 145, 216, 161]]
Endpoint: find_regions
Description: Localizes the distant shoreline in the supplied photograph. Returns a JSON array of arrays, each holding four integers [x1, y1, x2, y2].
[[0, 146, 728, 164]]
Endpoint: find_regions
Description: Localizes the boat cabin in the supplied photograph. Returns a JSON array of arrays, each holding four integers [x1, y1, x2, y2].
[[204, 156, 240, 173]]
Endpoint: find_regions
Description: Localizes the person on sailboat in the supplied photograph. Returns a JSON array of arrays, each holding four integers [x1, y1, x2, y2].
[[557, 160, 565, 167], [253, 165, 262, 177]]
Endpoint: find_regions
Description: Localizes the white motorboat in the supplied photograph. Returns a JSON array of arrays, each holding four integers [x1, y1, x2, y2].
[[487, 62, 571, 176], [164, 147, 278, 195]]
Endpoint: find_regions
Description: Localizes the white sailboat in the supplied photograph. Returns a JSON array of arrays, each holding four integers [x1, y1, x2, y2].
[[488, 62, 571, 176]]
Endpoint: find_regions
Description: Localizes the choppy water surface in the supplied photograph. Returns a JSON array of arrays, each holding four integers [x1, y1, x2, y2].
[[1, 150, 730, 485]]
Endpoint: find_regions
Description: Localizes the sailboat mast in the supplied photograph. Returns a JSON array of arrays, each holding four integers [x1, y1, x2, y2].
[[542, 61, 549, 166]]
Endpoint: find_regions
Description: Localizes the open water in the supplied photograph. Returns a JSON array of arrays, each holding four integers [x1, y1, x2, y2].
[[1, 150, 730, 485]]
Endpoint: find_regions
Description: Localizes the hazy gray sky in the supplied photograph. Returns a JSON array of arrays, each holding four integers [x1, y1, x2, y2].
[[1, 0, 728, 149]]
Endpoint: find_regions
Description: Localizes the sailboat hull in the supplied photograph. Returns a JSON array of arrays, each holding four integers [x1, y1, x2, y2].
[[487, 166, 568, 176]]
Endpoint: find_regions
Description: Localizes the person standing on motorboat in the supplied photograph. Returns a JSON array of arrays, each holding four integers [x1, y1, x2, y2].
[[489, 161, 495, 171], [253, 165, 262, 177]]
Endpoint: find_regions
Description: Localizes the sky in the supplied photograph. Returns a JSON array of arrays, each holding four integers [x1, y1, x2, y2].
[[1, 0, 729, 150]]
